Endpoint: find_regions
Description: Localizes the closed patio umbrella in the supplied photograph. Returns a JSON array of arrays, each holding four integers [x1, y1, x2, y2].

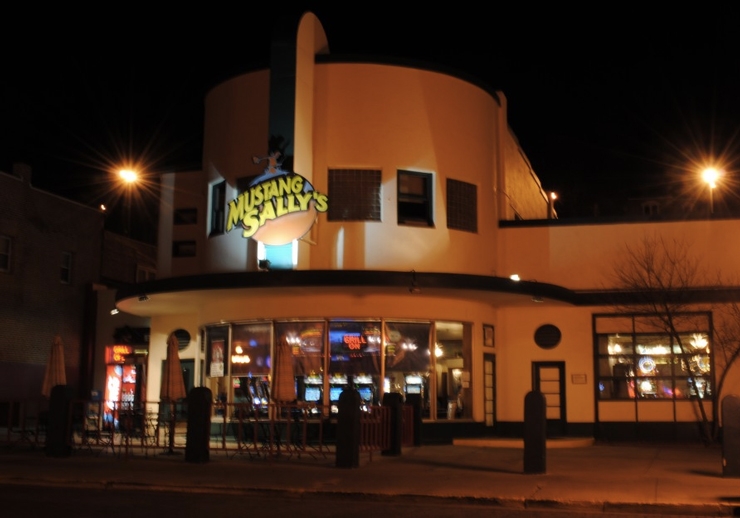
[[161, 332, 187, 403], [41, 334, 66, 398], [160, 332, 187, 454], [272, 337, 296, 404]]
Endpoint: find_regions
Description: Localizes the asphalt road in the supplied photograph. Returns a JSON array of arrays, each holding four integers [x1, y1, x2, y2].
[[0, 483, 725, 518]]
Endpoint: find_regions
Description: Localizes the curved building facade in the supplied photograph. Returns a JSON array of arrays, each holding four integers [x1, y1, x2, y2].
[[113, 11, 732, 442]]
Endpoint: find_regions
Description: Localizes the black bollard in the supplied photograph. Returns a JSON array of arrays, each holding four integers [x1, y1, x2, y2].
[[46, 385, 73, 458], [336, 387, 361, 468], [186, 387, 212, 463], [382, 392, 404, 456], [523, 390, 546, 474], [722, 394, 740, 477]]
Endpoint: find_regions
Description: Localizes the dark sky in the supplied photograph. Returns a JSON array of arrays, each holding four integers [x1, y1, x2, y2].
[[3, 4, 740, 222]]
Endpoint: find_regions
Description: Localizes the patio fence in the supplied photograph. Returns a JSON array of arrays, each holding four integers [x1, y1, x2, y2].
[[0, 397, 415, 460]]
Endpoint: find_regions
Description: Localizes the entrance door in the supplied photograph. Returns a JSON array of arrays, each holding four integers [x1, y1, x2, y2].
[[483, 354, 496, 430], [532, 361, 566, 436]]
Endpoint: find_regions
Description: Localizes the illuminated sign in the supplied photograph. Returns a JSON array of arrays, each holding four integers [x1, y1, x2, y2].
[[106, 345, 133, 364], [343, 334, 366, 350], [225, 151, 328, 245]]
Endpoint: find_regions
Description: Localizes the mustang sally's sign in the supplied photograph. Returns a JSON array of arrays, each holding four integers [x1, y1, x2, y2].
[[225, 152, 328, 245]]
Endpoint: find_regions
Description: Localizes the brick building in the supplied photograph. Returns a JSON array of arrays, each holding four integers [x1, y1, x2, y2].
[[0, 163, 156, 402]]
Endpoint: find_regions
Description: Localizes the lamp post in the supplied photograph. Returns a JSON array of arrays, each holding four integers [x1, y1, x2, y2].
[[702, 168, 720, 217], [119, 169, 139, 235]]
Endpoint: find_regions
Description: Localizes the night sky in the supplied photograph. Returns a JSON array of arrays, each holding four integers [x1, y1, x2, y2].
[[3, 3, 740, 227]]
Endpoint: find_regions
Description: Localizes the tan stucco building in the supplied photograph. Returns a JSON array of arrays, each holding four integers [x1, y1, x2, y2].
[[112, 12, 732, 443]]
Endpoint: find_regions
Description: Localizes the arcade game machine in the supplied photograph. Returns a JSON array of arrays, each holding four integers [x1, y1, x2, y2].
[[404, 374, 424, 399], [302, 373, 323, 415], [354, 373, 376, 411], [238, 375, 270, 417], [329, 373, 348, 415]]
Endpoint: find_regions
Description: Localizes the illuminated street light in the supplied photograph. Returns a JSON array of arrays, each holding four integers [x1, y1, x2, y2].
[[702, 167, 720, 216], [119, 169, 138, 184], [548, 191, 558, 219], [119, 169, 139, 235]]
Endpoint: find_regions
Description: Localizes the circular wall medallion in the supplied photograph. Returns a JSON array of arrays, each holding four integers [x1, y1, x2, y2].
[[173, 329, 191, 351], [534, 324, 561, 349]]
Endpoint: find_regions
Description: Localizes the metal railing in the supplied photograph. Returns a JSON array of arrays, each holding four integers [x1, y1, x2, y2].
[[0, 399, 48, 449], [211, 402, 330, 458], [360, 405, 391, 459], [67, 399, 186, 457], [1, 397, 414, 462]]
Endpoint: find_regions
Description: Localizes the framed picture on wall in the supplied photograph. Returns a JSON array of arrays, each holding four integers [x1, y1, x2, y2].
[[483, 324, 495, 348]]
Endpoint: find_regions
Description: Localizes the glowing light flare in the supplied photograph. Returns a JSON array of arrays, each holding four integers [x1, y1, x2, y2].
[[638, 356, 656, 374], [702, 168, 720, 189], [690, 333, 708, 350], [119, 169, 139, 184]]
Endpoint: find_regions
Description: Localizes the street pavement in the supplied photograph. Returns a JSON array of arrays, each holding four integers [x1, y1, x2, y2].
[[1, 438, 740, 516]]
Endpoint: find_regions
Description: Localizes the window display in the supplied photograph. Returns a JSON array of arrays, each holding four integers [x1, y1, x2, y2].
[[597, 322, 712, 401], [202, 318, 471, 421]]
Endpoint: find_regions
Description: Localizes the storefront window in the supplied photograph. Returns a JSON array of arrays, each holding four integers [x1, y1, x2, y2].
[[597, 326, 712, 400], [202, 317, 470, 421], [328, 321, 382, 413], [434, 322, 470, 420], [384, 321, 431, 416], [230, 323, 272, 415], [275, 321, 325, 413]]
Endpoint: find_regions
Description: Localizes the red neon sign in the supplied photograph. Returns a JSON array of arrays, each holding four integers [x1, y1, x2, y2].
[[106, 345, 133, 364]]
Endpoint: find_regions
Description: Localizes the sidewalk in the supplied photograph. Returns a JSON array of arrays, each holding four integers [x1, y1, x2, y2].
[[1, 440, 740, 516]]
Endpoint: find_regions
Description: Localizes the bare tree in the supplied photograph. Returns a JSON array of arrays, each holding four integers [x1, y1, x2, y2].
[[610, 234, 716, 443], [708, 298, 740, 440]]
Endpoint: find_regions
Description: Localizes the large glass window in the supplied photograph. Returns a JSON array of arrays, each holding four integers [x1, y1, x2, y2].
[[597, 329, 711, 400], [230, 322, 272, 415], [398, 170, 433, 226], [328, 321, 382, 413], [434, 321, 470, 419], [275, 321, 325, 414], [385, 321, 431, 416], [203, 318, 470, 421]]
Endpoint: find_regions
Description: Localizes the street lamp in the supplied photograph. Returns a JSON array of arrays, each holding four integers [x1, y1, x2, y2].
[[119, 169, 139, 235], [548, 191, 558, 220], [701, 168, 720, 216]]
